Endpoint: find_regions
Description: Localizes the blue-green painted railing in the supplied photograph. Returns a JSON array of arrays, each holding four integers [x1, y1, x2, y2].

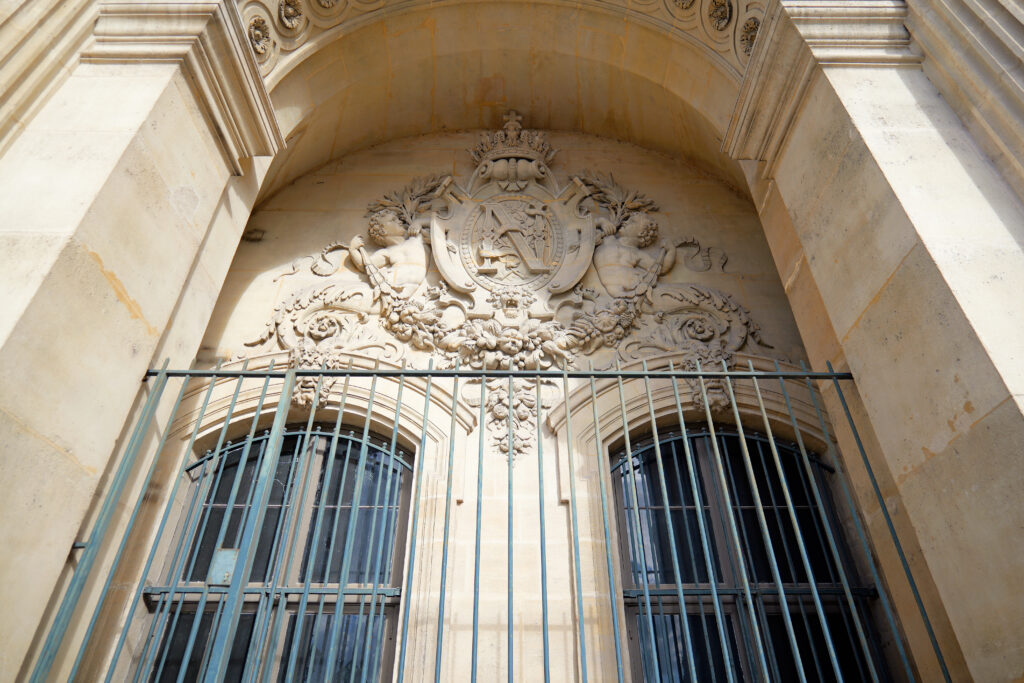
[[30, 363, 949, 682]]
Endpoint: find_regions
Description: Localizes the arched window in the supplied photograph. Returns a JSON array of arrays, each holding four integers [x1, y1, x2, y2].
[[613, 427, 889, 682], [139, 424, 412, 682]]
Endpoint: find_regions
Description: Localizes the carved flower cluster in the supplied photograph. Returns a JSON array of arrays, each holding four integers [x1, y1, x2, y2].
[[564, 294, 644, 353], [380, 288, 448, 351], [482, 379, 543, 457], [442, 318, 570, 370]]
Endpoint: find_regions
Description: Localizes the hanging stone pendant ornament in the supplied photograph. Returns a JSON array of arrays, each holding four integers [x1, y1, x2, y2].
[[245, 112, 770, 457]]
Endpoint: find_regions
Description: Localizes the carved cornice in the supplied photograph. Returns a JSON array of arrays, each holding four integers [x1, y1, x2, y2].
[[83, 1, 284, 173], [0, 0, 96, 156], [237, 0, 766, 86], [784, 0, 917, 66], [724, 0, 918, 173], [907, 0, 1024, 201]]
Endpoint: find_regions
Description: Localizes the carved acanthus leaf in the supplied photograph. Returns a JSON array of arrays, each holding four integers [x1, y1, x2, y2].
[[365, 174, 451, 227], [575, 171, 659, 228]]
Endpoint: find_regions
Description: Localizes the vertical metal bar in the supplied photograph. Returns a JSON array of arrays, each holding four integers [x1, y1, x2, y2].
[[507, 372, 515, 683], [195, 598, 227, 680], [254, 368, 328, 682], [825, 361, 950, 681], [358, 366, 408, 683], [304, 436, 355, 669], [347, 437, 386, 683], [271, 366, 357, 683], [586, 363, 625, 683], [666, 360, 734, 681], [471, 378, 487, 683], [323, 363, 382, 679], [719, 361, 808, 682], [136, 453, 212, 683], [396, 359, 435, 683], [765, 362, 876, 679], [536, 380, 551, 683], [800, 362, 913, 681], [560, 366, 590, 683], [433, 361, 461, 681], [720, 429, 772, 680], [639, 360, 697, 683], [183, 363, 265, 682], [693, 361, 771, 682], [666, 438, 722, 683], [31, 360, 171, 683], [150, 596, 186, 682], [204, 360, 268, 556], [69, 372, 193, 680], [135, 592, 167, 678], [175, 591, 210, 683], [613, 360, 661, 682], [202, 368, 297, 683]]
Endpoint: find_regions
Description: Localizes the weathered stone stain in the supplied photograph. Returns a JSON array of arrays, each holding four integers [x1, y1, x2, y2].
[[86, 249, 159, 337]]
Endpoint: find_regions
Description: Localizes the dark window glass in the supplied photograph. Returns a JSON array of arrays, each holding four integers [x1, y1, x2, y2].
[[150, 611, 255, 683], [615, 429, 889, 683], [147, 427, 409, 682]]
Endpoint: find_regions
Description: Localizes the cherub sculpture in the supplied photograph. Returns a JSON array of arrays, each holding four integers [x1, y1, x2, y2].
[[592, 212, 676, 300], [347, 209, 430, 299]]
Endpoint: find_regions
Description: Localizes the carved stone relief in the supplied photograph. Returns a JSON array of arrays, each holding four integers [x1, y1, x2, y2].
[[239, 0, 765, 78], [740, 17, 760, 55], [243, 113, 772, 457], [709, 0, 733, 31], [278, 0, 303, 30], [247, 16, 272, 55]]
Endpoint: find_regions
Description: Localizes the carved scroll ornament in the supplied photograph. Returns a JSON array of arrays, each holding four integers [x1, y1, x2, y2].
[[244, 112, 771, 457]]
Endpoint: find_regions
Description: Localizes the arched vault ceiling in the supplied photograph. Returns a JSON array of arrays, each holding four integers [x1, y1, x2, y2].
[[255, 2, 755, 204]]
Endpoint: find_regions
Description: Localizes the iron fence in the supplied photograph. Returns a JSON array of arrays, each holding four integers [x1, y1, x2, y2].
[[31, 359, 949, 682]]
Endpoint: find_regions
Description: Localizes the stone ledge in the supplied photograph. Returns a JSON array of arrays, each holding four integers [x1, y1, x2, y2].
[[724, 0, 918, 174], [82, 1, 283, 173], [907, 0, 1024, 202]]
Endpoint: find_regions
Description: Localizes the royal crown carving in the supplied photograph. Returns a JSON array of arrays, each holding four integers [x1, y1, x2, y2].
[[244, 113, 771, 456]]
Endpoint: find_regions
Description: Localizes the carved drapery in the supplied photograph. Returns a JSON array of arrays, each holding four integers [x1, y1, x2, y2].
[[243, 113, 772, 456]]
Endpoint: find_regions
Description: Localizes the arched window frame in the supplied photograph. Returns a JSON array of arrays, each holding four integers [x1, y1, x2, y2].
[[546, 353, 891, 682], [97, 352, 477, 682]]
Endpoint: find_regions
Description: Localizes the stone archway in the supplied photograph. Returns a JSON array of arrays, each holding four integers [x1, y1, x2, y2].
[[4, 0, 1024, 680]]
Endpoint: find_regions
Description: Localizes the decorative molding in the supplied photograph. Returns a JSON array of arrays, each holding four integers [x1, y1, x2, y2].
[[247, 15, 273, 54], [906, 0, 1024, 201], [0, 0, 96, 156], [723, 0, 917, 175], [243, 114, 771, 458], [83, 1, 284, 173], [740, 17, 760, 55], [234, 0, 768, 84], [709, 0, 733, 31], [784, 1, 918, 65]]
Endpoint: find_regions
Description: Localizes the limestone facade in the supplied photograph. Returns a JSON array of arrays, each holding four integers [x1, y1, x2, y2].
[[0, 0, 1022, 681]]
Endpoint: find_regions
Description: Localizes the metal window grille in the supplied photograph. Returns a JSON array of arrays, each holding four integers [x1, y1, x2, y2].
[[139, 428, 409, 683], [32, 361, 951, 683], [614, 430, 887, 682]]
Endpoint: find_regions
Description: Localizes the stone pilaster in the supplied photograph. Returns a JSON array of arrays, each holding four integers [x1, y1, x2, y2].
[[726, 1, 1024, 680], [0, 2, 281, 676]]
